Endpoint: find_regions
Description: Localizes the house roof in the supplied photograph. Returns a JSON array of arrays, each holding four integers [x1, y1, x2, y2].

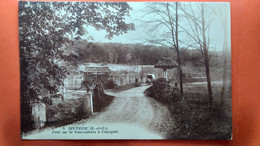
[[83, 67, 111, 74], [154, 57, 178, 69]]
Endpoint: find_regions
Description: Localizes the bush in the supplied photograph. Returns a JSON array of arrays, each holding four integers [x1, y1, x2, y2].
[[145, 78, 175, 105], [45, 98, 88, 128], [42, 97, 53, 105], [93, 94, 114, 112], [105, 79, 117, 89]]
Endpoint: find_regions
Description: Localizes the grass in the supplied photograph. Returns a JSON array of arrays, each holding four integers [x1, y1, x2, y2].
[[167, 100, 232, 139], [145, 80, 232, 140]]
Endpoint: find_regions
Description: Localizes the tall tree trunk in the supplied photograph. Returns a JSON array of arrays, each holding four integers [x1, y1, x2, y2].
[[221, 58, 227, 105], [205, 59, 213, 106], [175, 2, 183, 96], [177, 53, 183, 96], [221, 56, 227, 105], [221, 8, 228, 105], [202, 4, 213, 106]]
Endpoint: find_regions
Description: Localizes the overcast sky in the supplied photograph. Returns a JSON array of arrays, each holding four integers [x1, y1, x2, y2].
[[85, 2, 231, 51]]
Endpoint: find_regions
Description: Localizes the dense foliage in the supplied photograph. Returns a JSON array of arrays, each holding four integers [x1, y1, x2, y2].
[[46, 98, 86, 128], [67, 41, 228, 68], [19, 1, 134, 132]]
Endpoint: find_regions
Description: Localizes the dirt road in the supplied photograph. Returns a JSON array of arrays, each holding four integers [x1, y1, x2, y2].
[[24, 85, 173, 139]]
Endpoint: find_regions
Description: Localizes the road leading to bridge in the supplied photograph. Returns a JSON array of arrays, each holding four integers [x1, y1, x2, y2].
[[24, 85, 173, 139]]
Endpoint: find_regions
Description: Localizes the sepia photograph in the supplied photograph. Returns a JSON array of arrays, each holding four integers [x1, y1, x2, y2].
[[19, 1, 231, 140]]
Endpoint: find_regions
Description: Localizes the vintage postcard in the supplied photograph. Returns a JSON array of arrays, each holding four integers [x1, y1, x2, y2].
[[19, 1, 231, 140]]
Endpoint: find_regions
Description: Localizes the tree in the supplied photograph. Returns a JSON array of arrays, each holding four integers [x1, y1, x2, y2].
[[181, 3, 214, 106], [19, 1, 134, 132], [216, 6, 230, 105], [142, 2, 184, 96]]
